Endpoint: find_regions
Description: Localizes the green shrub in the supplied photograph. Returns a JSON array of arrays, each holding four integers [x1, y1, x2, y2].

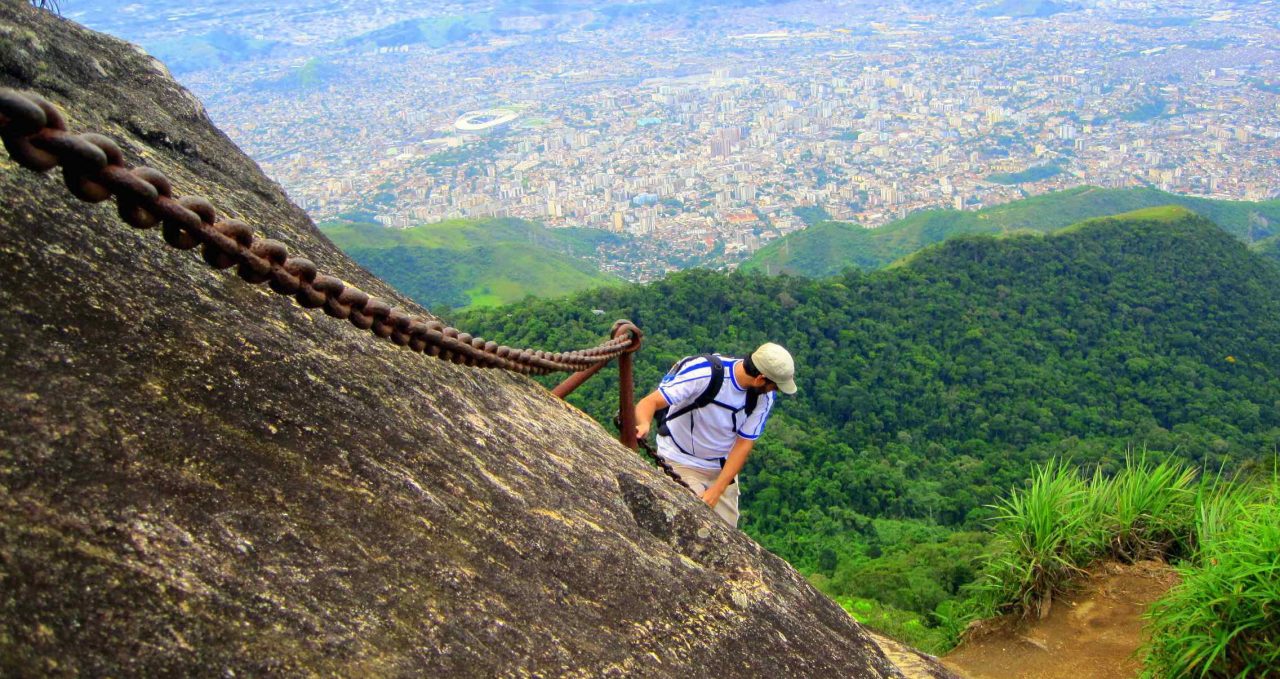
[[1190, 474, 1262, 554], [949, 458, 1277, 670], [1100, 455, 1197, 562], [966, 455, 1200, 624], [1140, 480, 1280, 678], [972, 459, 1095, 620]]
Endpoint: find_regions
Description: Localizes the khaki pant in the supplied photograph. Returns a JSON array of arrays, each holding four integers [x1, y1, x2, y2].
[[667, 462, 740, 527]]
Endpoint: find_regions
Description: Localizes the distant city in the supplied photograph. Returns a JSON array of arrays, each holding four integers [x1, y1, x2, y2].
[[72, 0, 1280, 280]]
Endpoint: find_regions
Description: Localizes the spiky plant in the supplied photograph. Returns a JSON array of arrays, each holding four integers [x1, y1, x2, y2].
[[1140, 479, 1280, 678], [1102, 455, 1197, 562], [1190, 472, 1261, 555], [975, 459, 1095, 620], [1076, 464, 1117, 554]]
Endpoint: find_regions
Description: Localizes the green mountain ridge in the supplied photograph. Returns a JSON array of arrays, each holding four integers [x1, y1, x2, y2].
[[744, 187, 1280, 277], [456, 210, 1280, 648], [321, 217, 622, 309], [890, 205, 1199, 269]]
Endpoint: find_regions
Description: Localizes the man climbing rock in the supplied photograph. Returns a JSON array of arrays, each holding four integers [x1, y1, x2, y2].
[[634, 343, 797, 527]]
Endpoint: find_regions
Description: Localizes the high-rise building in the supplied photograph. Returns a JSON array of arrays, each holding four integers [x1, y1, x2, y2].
[[881, 184, 898, 205]]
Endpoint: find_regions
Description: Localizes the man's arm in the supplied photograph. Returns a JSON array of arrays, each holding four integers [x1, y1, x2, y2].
[[702, 436, 755, 508], [634, 389, 669, 440]]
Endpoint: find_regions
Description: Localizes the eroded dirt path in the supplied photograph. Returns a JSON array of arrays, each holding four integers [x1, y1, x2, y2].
[[942, 561, 1178, 679]]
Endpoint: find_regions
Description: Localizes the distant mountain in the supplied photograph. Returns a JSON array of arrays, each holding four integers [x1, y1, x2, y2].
[[343, 1, 801, 45], [145, 30, 278, 74], [346, 14, 496, 49], [977, 0, 1077, 18], [251, 58, 341, 93], [321, 218, 623, 309], [742, 187, 1280, 277]]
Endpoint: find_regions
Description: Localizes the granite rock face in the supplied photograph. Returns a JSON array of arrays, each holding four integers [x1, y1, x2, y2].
[[0, 4, 955, 677]]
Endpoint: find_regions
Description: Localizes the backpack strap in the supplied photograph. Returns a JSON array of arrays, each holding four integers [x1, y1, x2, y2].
[[665, 354, 724, 422]]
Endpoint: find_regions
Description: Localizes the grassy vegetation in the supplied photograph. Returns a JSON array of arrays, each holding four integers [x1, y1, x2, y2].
[[1141, 481, 1280, 678], [320, 217, 622, 309], [953, 456, 1278, 675], [966, 455, 1201, 623], [822, 452, 1277, 662], [973, 459, 1096, 621], [1054, 205, 1197, 236], [742, 187, 1280, 277], [793, 205, 833, 226]]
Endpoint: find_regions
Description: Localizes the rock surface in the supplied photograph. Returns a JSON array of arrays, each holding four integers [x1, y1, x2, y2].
[[0, 3, 955, 676]]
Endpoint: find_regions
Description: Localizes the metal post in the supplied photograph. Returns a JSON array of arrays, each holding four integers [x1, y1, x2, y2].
[[618, 350, 637, 450], [550, 320, 641, 450]]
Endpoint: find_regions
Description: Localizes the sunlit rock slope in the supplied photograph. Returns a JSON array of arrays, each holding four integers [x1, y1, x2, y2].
[[0, 3, 954, 677]]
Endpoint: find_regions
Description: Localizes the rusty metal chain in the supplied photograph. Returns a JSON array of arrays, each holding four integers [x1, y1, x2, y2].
[[638, 438, 692, 491], [0, 89, 641, 375], [614, 413, 691, 491]]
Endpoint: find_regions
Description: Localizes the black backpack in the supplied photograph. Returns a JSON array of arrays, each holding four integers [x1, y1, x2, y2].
[[654, 354, 760, 438]]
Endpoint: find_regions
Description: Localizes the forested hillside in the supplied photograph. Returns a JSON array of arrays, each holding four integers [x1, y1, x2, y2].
[[1258, 235, 1280, 265], [321, 217, 621, 309], [455, 209, 1280, 644], [744, 187, 1280, 277]]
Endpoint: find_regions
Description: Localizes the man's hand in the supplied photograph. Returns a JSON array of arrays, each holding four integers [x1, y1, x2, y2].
[[698, 436, 755, 513], [634, 389, 668, 443]]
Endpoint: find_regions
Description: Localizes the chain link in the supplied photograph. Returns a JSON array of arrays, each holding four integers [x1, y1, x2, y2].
[[613, 413, 692, 491], [638, 437, 692, 491], [0, 89, 641, 375]]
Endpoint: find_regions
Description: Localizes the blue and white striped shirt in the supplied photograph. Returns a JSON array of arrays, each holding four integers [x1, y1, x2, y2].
[[656, 356, 775, 470]]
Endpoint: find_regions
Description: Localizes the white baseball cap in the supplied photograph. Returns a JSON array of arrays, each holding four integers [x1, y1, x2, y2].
[[752, 343, 797, 394]]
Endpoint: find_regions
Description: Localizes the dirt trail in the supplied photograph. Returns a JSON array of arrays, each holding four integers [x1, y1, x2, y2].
[[942, 561, 1178, 679]]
